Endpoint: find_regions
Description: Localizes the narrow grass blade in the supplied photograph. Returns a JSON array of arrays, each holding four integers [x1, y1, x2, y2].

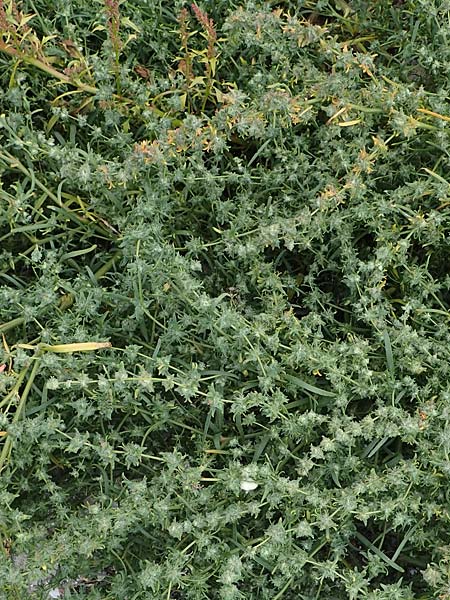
[[252, 434, 270, 462], [383, 330, 394, 376], [61, 244, 97, 260], [391, 524, 418, 562], [0, 358, 41, 472], [355, 531, 404, 573], [285, 374, 335, 397], [0, 317, 25, 334], [366, 436, 390, 458]]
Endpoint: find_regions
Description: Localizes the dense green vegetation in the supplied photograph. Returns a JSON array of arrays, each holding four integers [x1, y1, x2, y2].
[[2, 0, 450, 597]]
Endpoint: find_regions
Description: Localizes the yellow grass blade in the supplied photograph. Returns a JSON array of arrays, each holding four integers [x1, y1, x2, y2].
[[417, 108, 450, 122], [338, 119, 362, 127], [422, 167, 449, 186], [40, 342, 111, 353]]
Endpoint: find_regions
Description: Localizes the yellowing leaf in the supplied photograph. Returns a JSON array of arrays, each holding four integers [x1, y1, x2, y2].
[[121, 17, 142, 33]]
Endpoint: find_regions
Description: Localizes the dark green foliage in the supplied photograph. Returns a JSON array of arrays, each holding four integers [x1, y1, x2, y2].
[[2, 0, 450, 598]]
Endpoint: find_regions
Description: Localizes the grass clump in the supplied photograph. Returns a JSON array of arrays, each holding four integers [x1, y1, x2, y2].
[[2, 0, 450, 598]]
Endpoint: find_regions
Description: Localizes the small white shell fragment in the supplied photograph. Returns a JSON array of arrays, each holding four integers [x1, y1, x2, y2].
[[48, 589, 62, 599], [240, 480, 258, 491]]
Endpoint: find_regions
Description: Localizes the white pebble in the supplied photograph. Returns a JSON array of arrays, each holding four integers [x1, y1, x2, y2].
[[240, 480, 258, 491]]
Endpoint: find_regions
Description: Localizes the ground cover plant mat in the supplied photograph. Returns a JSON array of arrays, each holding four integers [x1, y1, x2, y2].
[[2, 0, 450, 598]]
